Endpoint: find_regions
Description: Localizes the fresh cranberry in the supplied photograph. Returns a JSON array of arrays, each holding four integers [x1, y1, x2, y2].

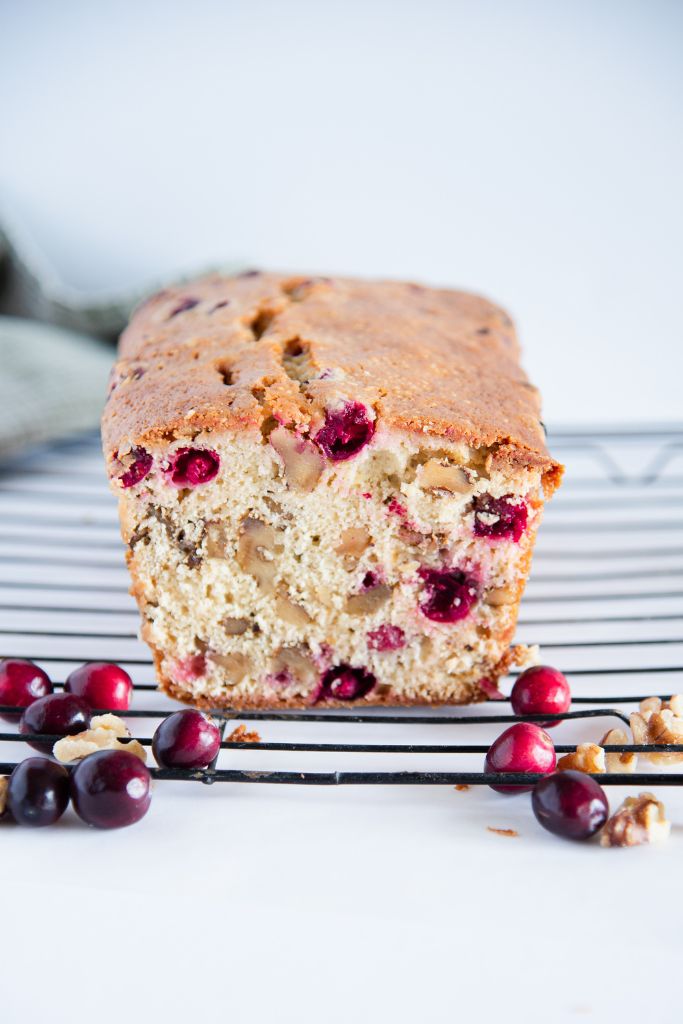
[[7, 757, 70, 827], [473, 495, 528, 542], [19, 693, 91, 754], [367, 625, 406, 652], [485, 722, 556, 793], [313, 402, 375, 461], [317, 665, 376, 701], [168, 448, 220, 487], [119, 447, 153, 488], [418, 567, 478, 623], [511, 665, 571, 727], [71, 750, 151, 829], [168, 296, 200, 318], [0, 659, 52, 722], [532, 770, 609, 840], [65, 662, 133, 711], [152, 710, 221, 769]]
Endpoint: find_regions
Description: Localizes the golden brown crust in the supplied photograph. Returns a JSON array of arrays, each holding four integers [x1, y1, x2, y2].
[[102, 271, 562, 491]]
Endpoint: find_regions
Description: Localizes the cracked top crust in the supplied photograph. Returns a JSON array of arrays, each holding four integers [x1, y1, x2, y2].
[[102, 271, 562, 489]]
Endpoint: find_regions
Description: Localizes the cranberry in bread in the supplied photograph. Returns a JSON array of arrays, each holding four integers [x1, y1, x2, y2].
[[102, 273, 562, 708]]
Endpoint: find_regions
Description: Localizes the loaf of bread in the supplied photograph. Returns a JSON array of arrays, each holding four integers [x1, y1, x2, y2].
[[102, 272, 562, 708]]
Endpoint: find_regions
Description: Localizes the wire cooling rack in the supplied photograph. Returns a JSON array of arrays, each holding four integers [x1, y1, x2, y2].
[[0, 425, 682, 789]]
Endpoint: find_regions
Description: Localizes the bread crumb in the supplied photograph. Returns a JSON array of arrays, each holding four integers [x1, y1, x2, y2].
[[455, 784, 470, 792], [487, 827, 519, 838], [227, 724, 261, 744], [0, 776, 8, 817]]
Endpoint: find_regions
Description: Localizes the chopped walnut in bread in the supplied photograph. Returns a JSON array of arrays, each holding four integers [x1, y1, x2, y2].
[[53, 714, 146, 764], [630, 695, 683, 765], [600, 793, 671, 847]]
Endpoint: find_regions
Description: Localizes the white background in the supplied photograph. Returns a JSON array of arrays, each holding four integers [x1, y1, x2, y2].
[[1, 0, 682, 425], [1, 4, 683, 1023]]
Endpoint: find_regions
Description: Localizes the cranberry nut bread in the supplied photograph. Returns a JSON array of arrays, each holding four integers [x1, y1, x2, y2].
[[102, 273, 562, 709]]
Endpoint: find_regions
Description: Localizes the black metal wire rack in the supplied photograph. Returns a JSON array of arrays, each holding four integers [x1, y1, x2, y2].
[[1, 426, 682, 791]]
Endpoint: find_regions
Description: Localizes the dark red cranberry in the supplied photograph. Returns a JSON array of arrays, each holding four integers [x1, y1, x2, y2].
[[71, 750, 152, 829], [152, 710, 221, 769], [19, 693, 91, 754], [168, 448, 220, 487], [7, 757, 70, 827], [532, 770, 609, 840], [511, 665, 571, 727], [317, 665, 376, 701], [367, 625, 406, 652], [313, 402, 375, 461], [485, 722, 556, 793], [119, 447, 153, 488], [0, 659, 52, 722], [65, 662, 133, 711], [473, 495, 528, 542], [418, 567, 478, 623], [168, 296, 200, 318]]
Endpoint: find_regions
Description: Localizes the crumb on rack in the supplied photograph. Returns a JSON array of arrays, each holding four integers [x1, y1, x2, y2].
[[455, 784, 470, 792], [227, 724, 262, 744], [0, 776, 8, 816], [487, 826, 519, 838]]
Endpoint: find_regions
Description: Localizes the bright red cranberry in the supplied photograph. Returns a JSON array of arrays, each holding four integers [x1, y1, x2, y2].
[[314, 402, 375, 461], [152, 709, 221, 769], [532, 770, 609, 840], [367, 625, 406, 651], [168, 448, 220, 487], [317, 665, 376, 701], [418, 567, 478, 623], [473, 495, 528, 542], [19, 693, 91, 754], [511, 665, 571, 727], [485, 722, 556, 793], [0, 659, 52, 722], [7, 757, 70, 827], [71, 750, 152, 829], [119, 447, 153, 488], [65, 662, 133, 711]]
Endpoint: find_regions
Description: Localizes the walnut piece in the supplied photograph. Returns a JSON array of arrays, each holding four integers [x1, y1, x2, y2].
[[205, 522, 229, 558], [210, 652, 250, 684], [418, 459, 472, 494], [53, 714, 146, 764], [557, 743, 605, 774], [222, 617, 251, 636], [236, 517, 283, 593], [275, 594, 312, 627], [485, 585, 517, 607], [269, 646, 318, 687], [600, 728, 638, 773], [270, 426, 324, 492], [344, 584, 392, 616], [630, 694, 683, 765], [335, 527, 371, 566], [600, 793, 671, 847]]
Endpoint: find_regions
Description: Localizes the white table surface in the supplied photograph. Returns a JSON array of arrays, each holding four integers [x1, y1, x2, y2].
[[1, 3, 683, 1022]]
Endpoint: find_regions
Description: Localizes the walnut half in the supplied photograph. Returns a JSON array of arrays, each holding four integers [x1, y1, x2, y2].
[[557, 743, 605, 774], [600, 728, 638, 773], [53, 714, 147, 764], [236, 517, 284, 593], [600, 793, 671, 847], [630, 695, 683, 765]]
